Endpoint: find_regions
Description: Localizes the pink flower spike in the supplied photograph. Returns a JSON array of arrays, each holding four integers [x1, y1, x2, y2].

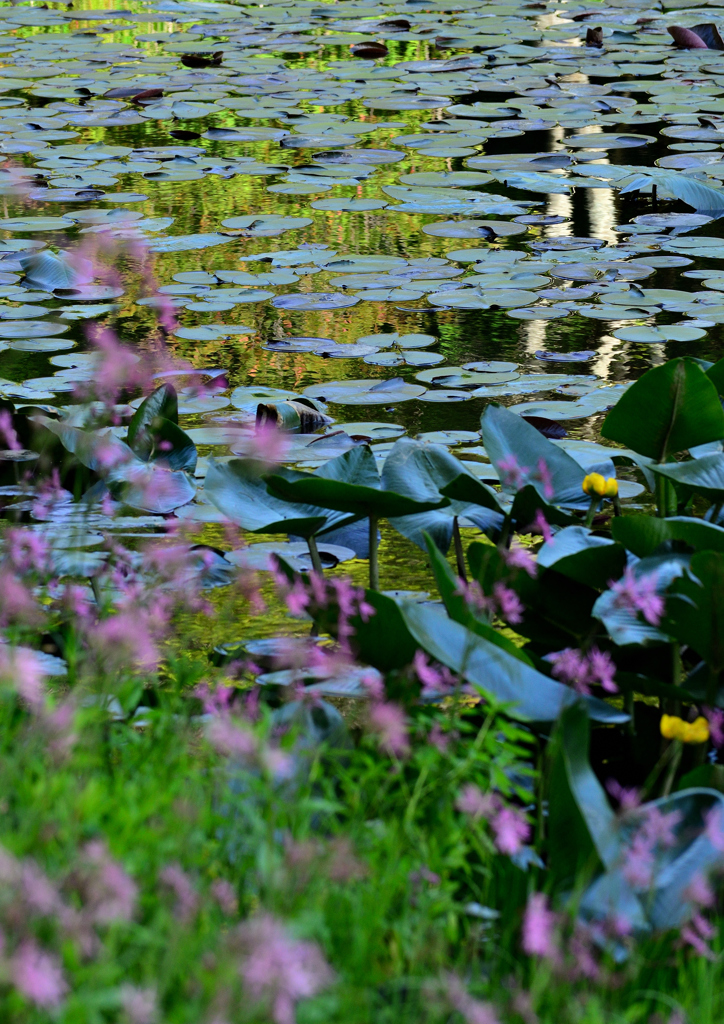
[[504, 546, 537, 577], [608, 567, 664, 627], [705, 707, 724, 748], [522, 893, 557, 958], [11, 941, 67, 1008], [492, 582, 524, 625], [0, 410, 20, 451], [368, 701, 409, 758], [532, 509, 553, 544], [491, 806, 530, 855], [456, 784, 497, 821], [534, 457, 555, 500], [497, 453, 527, 491]]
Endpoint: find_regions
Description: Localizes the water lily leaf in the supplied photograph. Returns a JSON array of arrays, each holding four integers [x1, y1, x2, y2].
[[602, 357, 724, 460], [652, 453, 724, 501], [537, 526, 627, 590], [148, 233, 234, 253], [481, 403, 588, 509], [548, 703, 621, 892], [204, 458, 352, 538], [303, 377, 426, 405], [383, 438, 503, 553], [400, 601, 627, 724], [613, 326, 706, 344], [272, 293, 359, 311], [612, 515, 724, 557], [266, 445, 450, 519]]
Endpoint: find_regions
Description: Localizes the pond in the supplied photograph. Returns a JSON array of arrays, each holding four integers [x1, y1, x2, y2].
[[1, 0, 724, 646]]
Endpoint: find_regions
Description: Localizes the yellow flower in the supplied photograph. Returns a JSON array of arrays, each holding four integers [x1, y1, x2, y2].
[[582, 473, 618, 499], [660, 714, 710, 744]]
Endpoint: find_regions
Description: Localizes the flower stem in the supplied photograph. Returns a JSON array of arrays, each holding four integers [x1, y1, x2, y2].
[[584, 495, 599, 528], [368, 513, 379, 591], [306, 534, 324, 575], [452, 516, 466, 582], [661, 740, 682, 797]]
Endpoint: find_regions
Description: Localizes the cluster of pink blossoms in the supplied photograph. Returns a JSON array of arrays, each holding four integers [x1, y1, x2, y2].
[[456, 784, 531, 856], [548, 646, 618, 694]]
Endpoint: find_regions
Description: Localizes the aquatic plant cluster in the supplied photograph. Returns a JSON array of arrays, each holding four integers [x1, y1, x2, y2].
[[6, 0, 724, 1020]]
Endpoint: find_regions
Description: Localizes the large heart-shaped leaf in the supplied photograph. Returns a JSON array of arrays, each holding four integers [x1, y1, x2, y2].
[[399, 600, 627, 724], [537, 526, 627, 590], [266, 445, 450, 519], [602, 358, 724, 461], [204, 458, 354, 538], [612, 515, 724, 557], [383, 438, 503, 552], [666, 552, 724, 675], [548, 703, 620, 890], [128, 383, 179, 444], [423, 531, 532, 664], [481, 404, 588, 509]]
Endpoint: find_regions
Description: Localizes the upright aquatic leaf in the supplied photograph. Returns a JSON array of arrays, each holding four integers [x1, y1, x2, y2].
[[481, 404, 588, 509], [205, 458, 352, 538], [666, 552, 724, 675], [399, 600, 627, 724], [602, 358, 724, 461], [548, 703, 620, 890]]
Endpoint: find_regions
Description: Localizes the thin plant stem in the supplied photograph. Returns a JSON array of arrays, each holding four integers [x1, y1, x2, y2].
[[655, 473, 667, 519], [368, 513, 379, 591], [584, 495, 599, 528], [661, 740, 682, 797], [306, 534, 324, 575], [625, 690, 635, 736], [452, 516, 466, 582]]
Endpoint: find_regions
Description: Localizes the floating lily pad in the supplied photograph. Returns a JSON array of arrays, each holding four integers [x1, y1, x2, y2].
[[613, 325, 707, 344], [422, 220, 527, 238], [303, 377, 426, 405], [272, 293, 359, 311]]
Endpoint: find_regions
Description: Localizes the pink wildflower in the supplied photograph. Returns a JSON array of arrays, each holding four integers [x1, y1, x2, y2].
[[606, 779, 641, 812], [522, 893, 557, 958], [704, 805, 724, 852], [207, 717, 258, 761], [238, 914, 334, 1024], [503, 546, 537, 577], [456, 784, 497, 821], [284, 581, 310, 617], [368, 701, 409, 757], [492, 582, 524, 625], [120, 985, 158, 1024], [608, 568, 664, 626], [0, 647, 47, 708], [83, 841, 137, 924], [685, 872, 714, 908], [532, 509, 553, 543], [90, 611, 160, 673], [453, 577, 489, 614], [413, 650, 456, 697], [497, 453, 527, 490], [429, 721, 452, 754], [491, 806, 530, 855], [622, 834, 655, 889], [549, 646, 617, 695], [587, 647, 618, 693], [159, 864, 198, 923], [705, 707, 724, 748], [11, 941, 67, 1008], [639, 806, 681, 849], [533, 457, 555, 500], [0, 410, 20, 451], [247, 420, 289, 466], [211, 879, 238, 916], [681, 913, 717, 959], [445, 974, 500, 1024]]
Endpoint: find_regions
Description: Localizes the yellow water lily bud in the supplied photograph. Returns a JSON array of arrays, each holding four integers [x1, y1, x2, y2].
[[660, 714, 681, 740], [660, 714, 710, 744], [582, 473, 606, 497], [603, 478, 619, 498], [686, 717, 710, 744]]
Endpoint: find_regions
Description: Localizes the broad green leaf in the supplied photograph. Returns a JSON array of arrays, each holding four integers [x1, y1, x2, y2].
[[548, 703, 620, 891], [612, 515, 724, 557], [384, 439, 502, 552], [537, 526, 627, 590], [205, 458, 353, 538], [422, 531, 532, 664], [481, 403, 588, 508], [666, 552, 724, 674], [399, 600, 627, 724], [602, 357, 724, 461], [128, 383, 179, 446], [266, 445, 450, 519], [651, 453, 724, 501]]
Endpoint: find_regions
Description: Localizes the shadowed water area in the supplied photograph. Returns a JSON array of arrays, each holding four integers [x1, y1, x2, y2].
[[2, 0, 724, 648]]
